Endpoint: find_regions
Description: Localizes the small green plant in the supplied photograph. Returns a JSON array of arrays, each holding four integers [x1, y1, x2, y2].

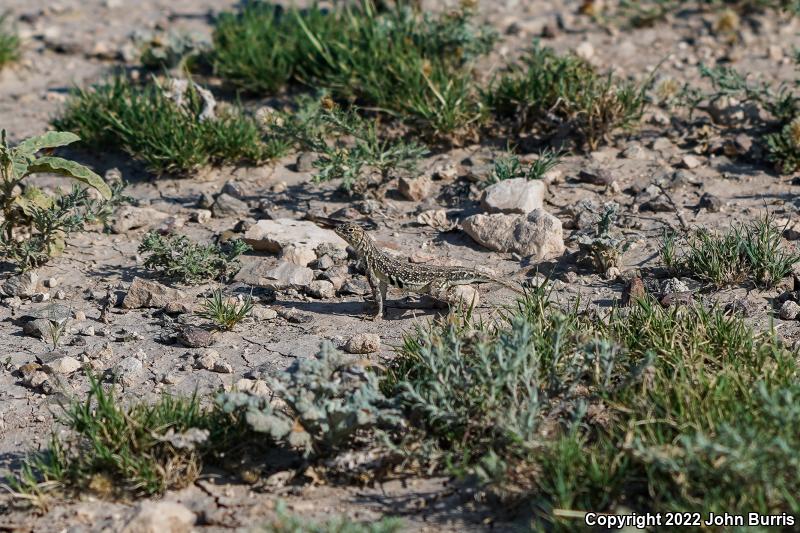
[[8, 373, 247, 499], [661, 214, 799, 288], [574, 202, 631, 273], [263, 501, 403, 533], [198, 289, 254, 331], [54, 77, 289, 175], [270, 97, 427, 192], [211, 1, 496, 138], [0, 13, 19, 69], [0, 130, 113, 270], [139, 232, 250, 284], [485, 44, 648, 150], [219, 342, 402, 456], [765, 116, 800, 173], [488, 148, 562, 184]]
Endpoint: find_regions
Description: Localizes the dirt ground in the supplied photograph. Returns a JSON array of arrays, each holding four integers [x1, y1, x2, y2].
[[1, 0, 800, 531]]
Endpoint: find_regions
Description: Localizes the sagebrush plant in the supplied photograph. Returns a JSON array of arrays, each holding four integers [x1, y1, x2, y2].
[[212, 1, 496, 138], [0, 130, 114, 271], [268, 96, 428, 191], [139, 232, 249, 284], [264, 501, 403, 533], [219, 342, 402, 456], [386, 283, 800, 530], [198, 289, 254, 331], [0, 13, 20, 69], [485, 44, 649, 150], [660, 214, 799, 288], [9, 373, 253, 500], [54, 76, 289, 175]]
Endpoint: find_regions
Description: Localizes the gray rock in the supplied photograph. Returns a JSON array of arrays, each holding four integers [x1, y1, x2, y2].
[[307, 280, 335, 299], [177, 326, 216, 348], [480, 178, 545, 215], [661, 278, 690, 294], [114, 357, 144, 387], [278, 307, 313, 323], [111, 206, 169, 234], [397, 175, 433, 201], [241, 261, 314, 290], [344, 333, 381, 354], [122, 278, 186, 309], [221, 180, 245, 199], [2, 271, 39, 298], [23, 318, 52, 339], [252, 306, 278, 321], [243, 219, 347, 254], [576, 168, 614, 186], [295, 151, 319, 172], [195, 349, 231, 373], [699, 193, 723, 213], [316, 254, 335, 270], [780, 300, 800, 320], [340, 278, 370, 295], [462, 209, 565, 260], [121, 501, 195, 533], [44, 356, 82, 375], [212, 193, 249, 218]]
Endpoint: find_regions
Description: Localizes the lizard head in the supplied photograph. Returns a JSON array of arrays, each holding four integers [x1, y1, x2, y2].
[[334, 222, 368, 250]]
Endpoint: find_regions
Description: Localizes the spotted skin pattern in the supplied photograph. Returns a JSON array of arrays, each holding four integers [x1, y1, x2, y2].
[[334, 222, 523, 319]]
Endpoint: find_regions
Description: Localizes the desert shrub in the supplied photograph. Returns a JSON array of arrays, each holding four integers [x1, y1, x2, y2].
[[267, 96, 427, 191], [211, 1, 496, 138], [198, 289, 254, 331], [0, 130, 115, 271], [660, 214, 799, 288], [53, 77, 289, 175], [138, 231, 249, 284], [219, 342, 402, 456], [10, 373, 253, 499], [386, 285, 800, 530], [485, 44, 648, 150], [0, 13, 19, 69]]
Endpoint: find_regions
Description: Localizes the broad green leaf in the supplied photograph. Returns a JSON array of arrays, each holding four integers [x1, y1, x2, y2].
[[10, 152, 32, 181], [13, 186, 54, 215], [14, 131, 80, 157], [27, 156, 112, 200]]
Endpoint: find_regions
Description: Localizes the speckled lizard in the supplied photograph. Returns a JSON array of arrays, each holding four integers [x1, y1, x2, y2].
[[335, 222, 523, 319]]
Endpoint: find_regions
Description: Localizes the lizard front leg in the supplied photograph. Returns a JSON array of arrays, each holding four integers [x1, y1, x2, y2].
[[366, 269, 385, 320]]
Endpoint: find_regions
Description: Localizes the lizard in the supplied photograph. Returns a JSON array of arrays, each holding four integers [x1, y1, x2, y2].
[[334, 222, 524, 319]]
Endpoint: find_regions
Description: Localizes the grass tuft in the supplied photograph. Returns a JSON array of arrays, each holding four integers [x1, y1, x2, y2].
[[198, 289, 254, 331], [0, 13, 19, 69], [264, 501, 403, 533], [53, 76, 289, 175], [485, 44, 648, 150], [660, 214, 800, 288]]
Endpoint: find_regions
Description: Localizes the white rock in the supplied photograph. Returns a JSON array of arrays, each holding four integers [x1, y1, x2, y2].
[[114, 357, 143, 387], [45, 356, 81, 375], [196, 349, 219, 370], [575, 40, 594, 60], [280, 244, 317, 266], [344, 333, 381, 354], [780, 300, 800, 320], [122, 501, 195, 533], [243, 219, 347, 253], [480, 178, 545, 215], [252, 306, 278, 320], [307, 280, 335, 299], [398, 175, 433, 201], [258, 262, 314, 290], [462, 209, 565, 260], [111, 206, 169, 233]]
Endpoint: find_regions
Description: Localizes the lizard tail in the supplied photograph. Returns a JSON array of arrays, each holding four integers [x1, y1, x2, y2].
[[485, 275, 525, 295]]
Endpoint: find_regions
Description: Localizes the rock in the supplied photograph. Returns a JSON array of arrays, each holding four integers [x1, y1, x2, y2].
[[576, 168, 614, 186], [344, 333, 381, 354], [708, 95, 745, 126], [23, 318, 52, 339], [221, 180, 245, 199], [307, 280, 335, 299], [74, 311, 87, 321], [252, 306, 278, 320], [434, 285, 480, 308], [316, 255, 335, 270], [1, 271, 39, 298], [661, 278, 690, 294], [235, 378, 271, 396], [575, 40, 594, 60], [163, 301, 194, 315], [114, 357, 144, 387], [111, 206, 169, 233], [277, 307, 313, 323], [254, 261, 314, 290], [659, 291, 693, 308], [680, 155, 703, 169], [177, 326, 216, 348], [699, 193, 723, 213], [212, 193, 249, 218], [622, 277, 646, 306], [462, 209, 565, 260], [726, 297, 761, 317], [431, 161, 459, 181], [341, 278, 370, 296], [621, 144, 647, 159], [779, 300, 800, 320], [122, 278, 186, 309], [43, 277, 58, 288], [243, 219, 347, 253], [295, 151, 319, 172], [416, 209, 455, 231], [639, 195, 673, 213], [122, 501, 195, 533], [195, 349, 231, 373], [190, 209, 212, 224], [397, 175, 433, 201], [44, 356, 81, 375], [281, 244, 317, 267], [480, 178, 545, 215]]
